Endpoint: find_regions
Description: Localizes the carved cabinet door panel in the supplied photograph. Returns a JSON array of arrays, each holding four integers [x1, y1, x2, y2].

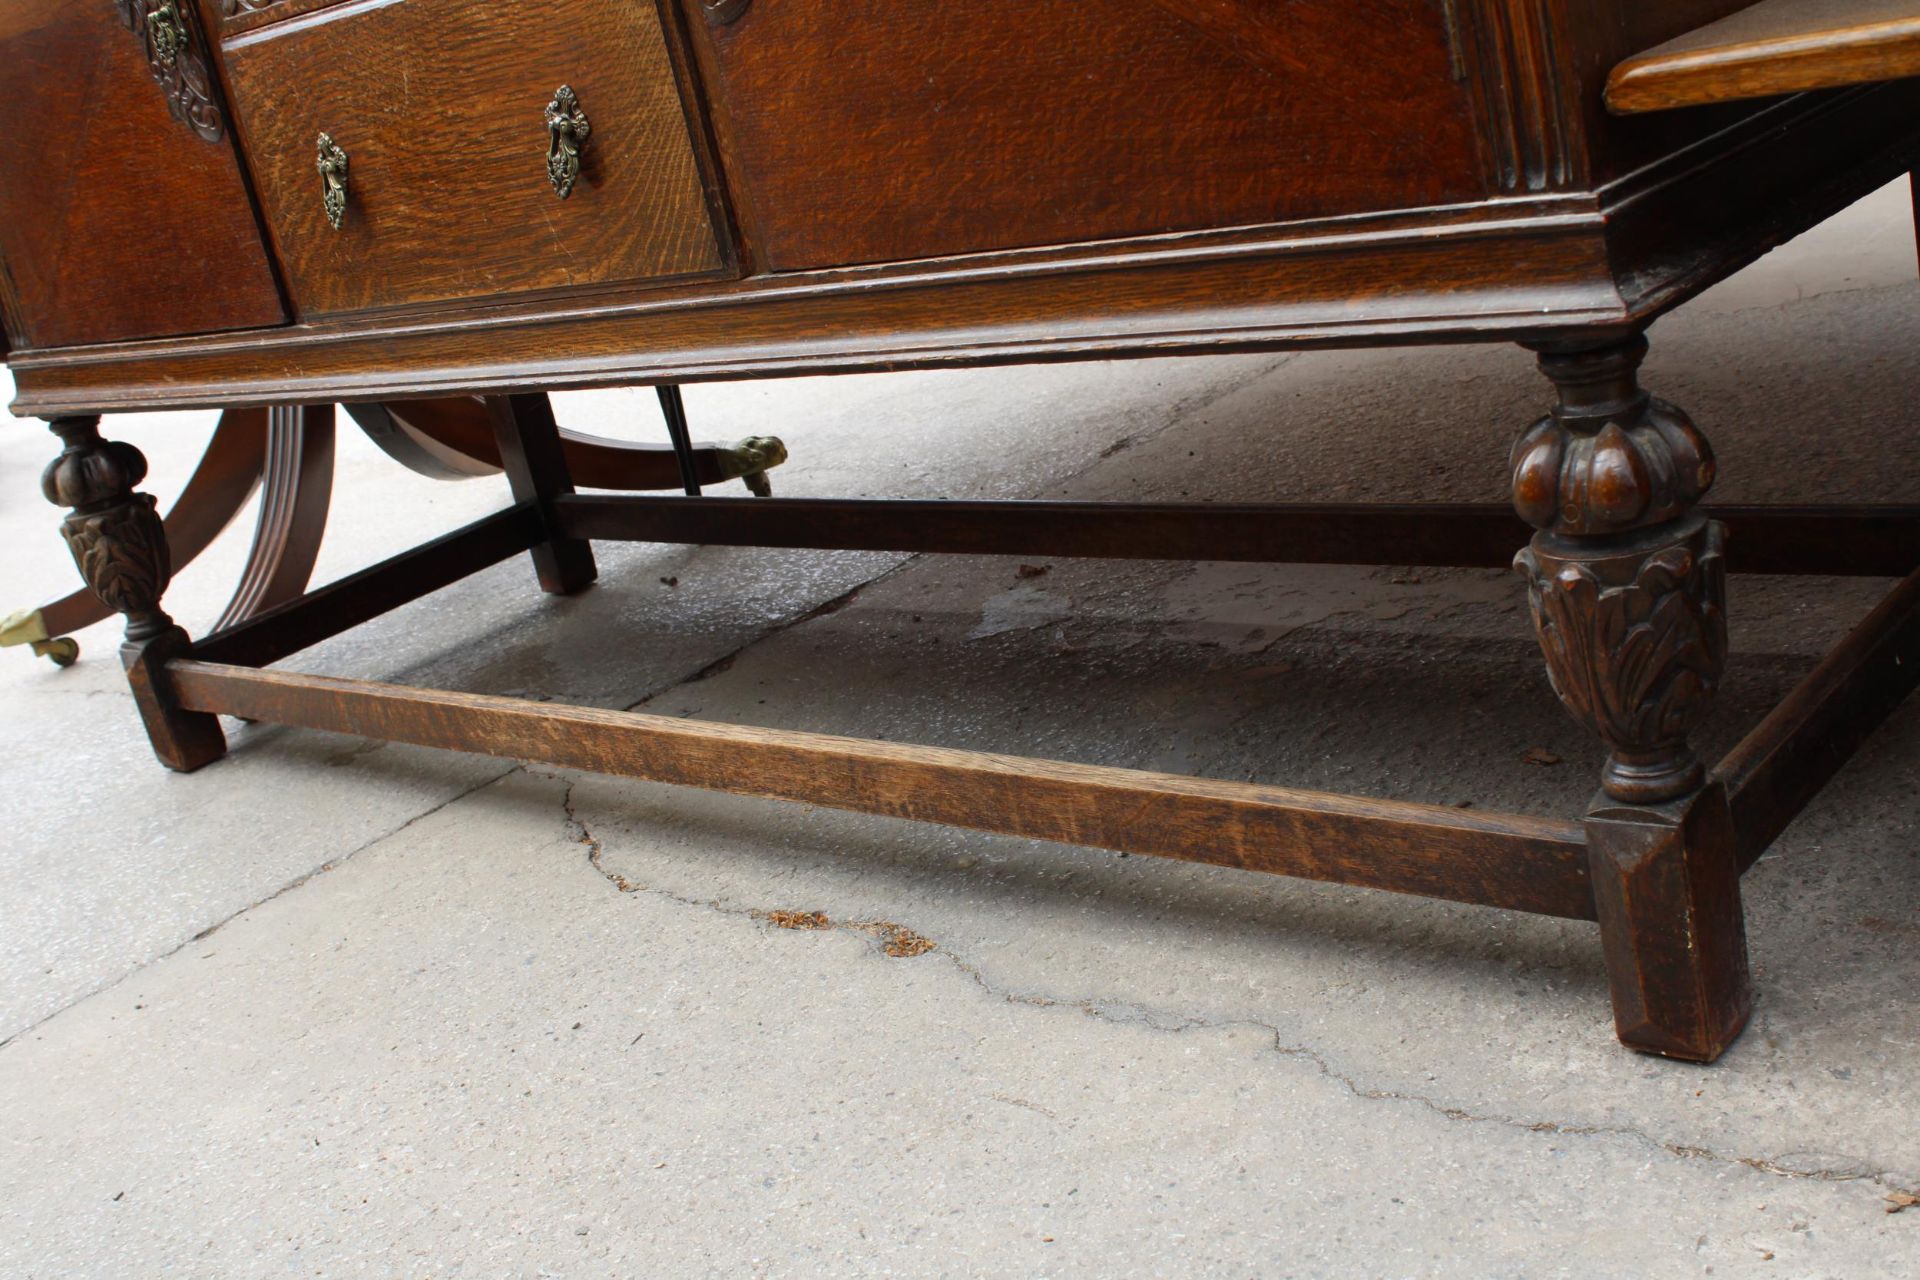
[[0, 0, 286, 350]]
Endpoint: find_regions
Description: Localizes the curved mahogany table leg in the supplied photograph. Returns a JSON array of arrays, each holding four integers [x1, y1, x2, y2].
[[210, 404, 337, 634], [9, 389, 774, 665], [3, 408, 271, 665], [346, 394, 788, 493]]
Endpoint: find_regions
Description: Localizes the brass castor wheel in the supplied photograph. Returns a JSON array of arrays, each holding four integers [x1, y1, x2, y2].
[[3, 609, 79, 668], [36, 637, 80, 667]]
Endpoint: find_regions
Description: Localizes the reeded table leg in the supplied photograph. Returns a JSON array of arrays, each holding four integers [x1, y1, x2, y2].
[[41, 417, 226, 772], [1511, 334, 1752, 1062]]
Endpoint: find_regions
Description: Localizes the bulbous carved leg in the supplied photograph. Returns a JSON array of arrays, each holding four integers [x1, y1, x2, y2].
[[1511, 335, 1750, 1061], [42, 417, 226, 772]]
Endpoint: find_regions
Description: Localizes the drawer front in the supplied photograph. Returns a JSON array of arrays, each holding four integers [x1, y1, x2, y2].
[[221, 0, 729, 316], [691, 0, 1484, 271], [0, 0, 285, 349]]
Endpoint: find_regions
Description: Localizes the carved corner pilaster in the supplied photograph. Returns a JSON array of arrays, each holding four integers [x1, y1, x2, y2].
[[1512, 336, 1728, 806]]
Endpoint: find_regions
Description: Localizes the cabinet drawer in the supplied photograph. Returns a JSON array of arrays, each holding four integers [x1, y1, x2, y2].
[[221, 0, 729, 317], [690, 0, 1484, 271]]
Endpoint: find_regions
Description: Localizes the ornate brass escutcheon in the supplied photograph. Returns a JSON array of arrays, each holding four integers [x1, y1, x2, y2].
[[316, 132, 349, 230], [146, 2, 184, 66], [545, 86, 591, 199]]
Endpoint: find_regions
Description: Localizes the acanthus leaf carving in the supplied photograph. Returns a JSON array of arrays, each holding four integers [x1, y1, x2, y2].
[[115, 0, 225, 142], [1515, 517, 1727, 805], [42, 418, 177, 643]]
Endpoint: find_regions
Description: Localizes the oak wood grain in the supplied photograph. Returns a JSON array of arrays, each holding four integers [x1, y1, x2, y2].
[[190, 504, 542, 669], [219, 0, 729, 316], [1608, 0, 1920, 114], [167, 660, 1598, 919], [1718, 569, 1920, 870], [690, 0, 1483, 270], [0, 0, 284, 347], [16, 76, 1920, 417], [553, 496, 1920, 577]]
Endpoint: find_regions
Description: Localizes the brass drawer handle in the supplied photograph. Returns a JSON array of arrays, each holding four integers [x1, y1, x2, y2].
[[316, 132, 350, 230], [545, 85, 590, 199]]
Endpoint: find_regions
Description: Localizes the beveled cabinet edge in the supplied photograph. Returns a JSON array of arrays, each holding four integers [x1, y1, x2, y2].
[[6, 196, 1621, 415]]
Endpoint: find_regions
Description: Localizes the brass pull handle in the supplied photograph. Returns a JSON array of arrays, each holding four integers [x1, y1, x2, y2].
[[316, 132, 350, 230], [545, 85, 590, 199]]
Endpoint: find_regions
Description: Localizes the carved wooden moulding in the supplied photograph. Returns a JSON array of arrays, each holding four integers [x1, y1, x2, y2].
[[115, 0, 224, 141], [1517, 517, 1728, 804]]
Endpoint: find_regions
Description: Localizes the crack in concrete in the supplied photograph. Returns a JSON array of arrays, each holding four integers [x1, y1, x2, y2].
[[564, 780, 934, 960], [562, 784, 1917, 1202]]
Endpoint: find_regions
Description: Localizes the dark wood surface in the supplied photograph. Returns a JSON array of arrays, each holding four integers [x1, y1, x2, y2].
[[690, 0, 1481, 271], [218, 0, 729, 316], [10, 0, 1920, 1065], [216, 0, 362, 39], [167, 660, 1598, 920], [554, 495, 1920, 577], [1718, 568, 1920, 870], [485, 395, 597, 596], [35, 411, 274, 640], [1523, 0, 1767, 180], [1585, 785, 1752, 1063], [0, 0, 284, 349], [13, 76, 1920, 416], [190, 504, 541, 669], [1609, 0, 1920, 114], [210, 404, 333, 632], [355, 395, 784, 491]]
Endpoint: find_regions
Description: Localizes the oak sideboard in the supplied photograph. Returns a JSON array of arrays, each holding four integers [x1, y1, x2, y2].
[[6, 0, 1920, 1062]]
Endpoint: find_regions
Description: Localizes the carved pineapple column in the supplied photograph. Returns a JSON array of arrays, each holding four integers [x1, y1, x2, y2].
[[1511, 335, 1751, 1062], [42, 417, 226, 772]]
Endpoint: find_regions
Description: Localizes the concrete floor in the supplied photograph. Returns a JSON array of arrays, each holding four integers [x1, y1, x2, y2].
[[1, 183, 1917, 1278]]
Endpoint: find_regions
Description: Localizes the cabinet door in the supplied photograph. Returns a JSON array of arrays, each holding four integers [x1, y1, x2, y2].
[[0, 1, 286, 349], [689, 0, 1485, 271]]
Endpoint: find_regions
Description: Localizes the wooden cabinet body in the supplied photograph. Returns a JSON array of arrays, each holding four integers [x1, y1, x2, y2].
[[0, 0, 284, 349], [3, 0, 1917, 413]]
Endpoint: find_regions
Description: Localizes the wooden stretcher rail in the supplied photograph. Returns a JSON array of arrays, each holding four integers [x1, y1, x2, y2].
[[165, 660, 1598, 920], [557, 497, 1920, 576], [191, 504, 542, 669], [1717, 567, 1920, 870]]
